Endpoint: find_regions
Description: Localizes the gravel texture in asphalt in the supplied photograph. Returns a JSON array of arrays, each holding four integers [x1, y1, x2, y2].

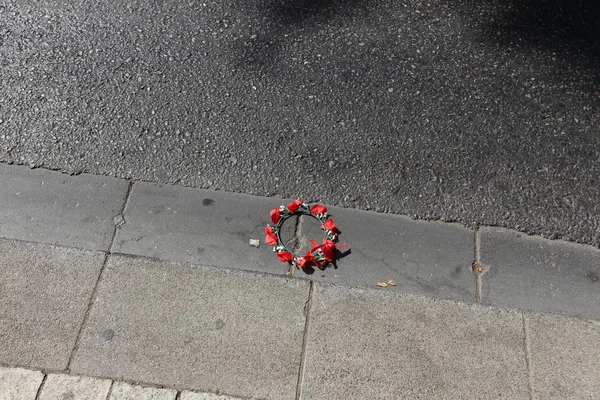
[[1, 0, 599, 245]]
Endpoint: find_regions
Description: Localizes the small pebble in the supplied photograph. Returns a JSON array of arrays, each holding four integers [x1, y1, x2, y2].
[[249, 239, 260, 248]]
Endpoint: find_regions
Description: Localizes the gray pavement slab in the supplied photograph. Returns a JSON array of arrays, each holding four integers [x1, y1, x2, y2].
[[0, 239, 105, 370], [293, 207, 476, 302], [70, 254, 308, 400], [0, 367, 44, 400], [112, 182, 288, 275], [301, 283, 530, 400], [526, 314, 600, 399], [478, 227, 600, 319], [0, 164, 129, 251], [39, 374, 111, 400], [109, 382, 177, 400]]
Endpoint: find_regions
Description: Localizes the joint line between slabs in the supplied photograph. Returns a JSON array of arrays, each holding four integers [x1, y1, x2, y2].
[[473, 228, 482, 304], [105, 381, 115, 400], [288, 215, 303, 276], [295, 281, 314, 400], [292, 215, 303, 252], [65, 252, 110, 372], [522, 315, 535, 400], [34, 373, 48, 400], [109, 180, 134, 254]]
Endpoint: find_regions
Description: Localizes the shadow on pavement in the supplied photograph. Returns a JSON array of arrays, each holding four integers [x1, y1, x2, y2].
[[485, 0, 600, 63], [267, 0, 367, 25], [238, 0, 600, 81]]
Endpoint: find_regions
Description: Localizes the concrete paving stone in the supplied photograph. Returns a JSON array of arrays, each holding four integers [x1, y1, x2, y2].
[[0, 239, 105, 370], [301, 283, 530, 400], [293, 206, 476, 302], [0, 367, 44, 400], [0, 164, 129, 251], [526, 314, 600, 400], [71, 254, 309, 400], [39, 374, 111, 400], [180, 391, 242, 400], [112, 182, 289, 275], [478, 227, 600, 319], [109, 381, 176, 400]]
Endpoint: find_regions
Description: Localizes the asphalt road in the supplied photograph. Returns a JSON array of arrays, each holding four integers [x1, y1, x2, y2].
[[1, 0, 599, 246]]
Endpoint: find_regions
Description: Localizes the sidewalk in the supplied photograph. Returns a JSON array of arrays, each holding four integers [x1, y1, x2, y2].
[[1, 163, 599, 399]]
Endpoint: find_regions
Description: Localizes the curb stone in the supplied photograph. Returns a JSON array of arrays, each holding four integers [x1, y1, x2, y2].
[[478, 227, 600, 319], [111, 181, 288, 275], [0, 163, 598, 319], [293, 207, 475, 302], [0, 163, 129, 251]]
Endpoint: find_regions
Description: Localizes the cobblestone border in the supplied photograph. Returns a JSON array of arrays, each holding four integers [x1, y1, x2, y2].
[[0, 366, 242, 400]]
